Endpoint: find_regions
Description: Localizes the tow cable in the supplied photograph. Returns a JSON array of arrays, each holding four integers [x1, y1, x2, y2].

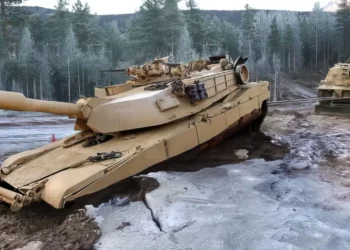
[[88, 151, 123, 162]]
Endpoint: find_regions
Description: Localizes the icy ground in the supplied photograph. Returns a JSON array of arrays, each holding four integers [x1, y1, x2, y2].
[[87, 105, 350, 250], [1, 105, 350, 250], [0, 111, 75, 164]]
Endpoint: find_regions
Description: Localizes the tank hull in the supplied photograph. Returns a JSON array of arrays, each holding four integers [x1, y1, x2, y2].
[[0, 81, 269, 211], [315, 62, 350, 115], [315, 104, 350, 117]]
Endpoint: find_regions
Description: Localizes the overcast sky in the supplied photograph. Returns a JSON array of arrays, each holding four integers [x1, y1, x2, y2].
[[22, 0, 334, 15]]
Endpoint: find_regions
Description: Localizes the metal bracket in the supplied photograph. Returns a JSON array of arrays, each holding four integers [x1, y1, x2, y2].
[[0, 180, 48, 212]]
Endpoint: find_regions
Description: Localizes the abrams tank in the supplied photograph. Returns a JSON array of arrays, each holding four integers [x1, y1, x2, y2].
[[0, 55, 270, 212], [315, 60, 350, 115]]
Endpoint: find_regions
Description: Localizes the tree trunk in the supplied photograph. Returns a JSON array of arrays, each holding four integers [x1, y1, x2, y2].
[[294, 49, 296, 73], [82, 64, 85, 96], [288, 51, 291, 73], [68, 56, 71, 102], [282, 43, 285, 73], [0, 0, 6, 46], [316, 22, 318, 70], [77, 59, 80, 96], [273, 71, 277, 102], [39, 71, 43, 100], [33, 78, 36, 99], [323, 25, 326, 71], [25, 66, 29, 97], [327, 37, 330, 68]]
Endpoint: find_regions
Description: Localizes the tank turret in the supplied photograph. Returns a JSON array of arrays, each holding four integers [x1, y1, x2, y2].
[[0, 55, 250, 134]]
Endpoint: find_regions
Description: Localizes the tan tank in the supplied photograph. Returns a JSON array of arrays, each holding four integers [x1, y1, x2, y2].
[[315, 61, 350, 115], [0, 55, 270, 212]]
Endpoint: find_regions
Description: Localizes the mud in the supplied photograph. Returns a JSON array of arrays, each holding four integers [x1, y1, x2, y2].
[[0, 176, 161, 250], [0, 112, 289, 250], [2, 104, 349, 250], [0, 204, 99, 250], [147, 129, 289, 174]]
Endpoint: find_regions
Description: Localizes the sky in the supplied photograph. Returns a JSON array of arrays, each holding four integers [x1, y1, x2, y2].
[[22, 0, 336, 15]]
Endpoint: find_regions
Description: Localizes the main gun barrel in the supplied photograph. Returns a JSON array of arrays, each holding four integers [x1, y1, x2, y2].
[[0, 91, 83, 118]]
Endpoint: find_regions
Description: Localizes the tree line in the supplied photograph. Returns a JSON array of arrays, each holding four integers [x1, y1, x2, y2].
[[0, 0, 349, 102]]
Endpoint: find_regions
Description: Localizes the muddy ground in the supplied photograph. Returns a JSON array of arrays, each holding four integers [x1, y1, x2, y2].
[[0, 110, 290, 250], [1, 100, 350, 249]]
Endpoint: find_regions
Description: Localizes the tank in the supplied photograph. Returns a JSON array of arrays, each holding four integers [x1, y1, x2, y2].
[[315, 60, 350, 115], [0, 55, 270, 212]]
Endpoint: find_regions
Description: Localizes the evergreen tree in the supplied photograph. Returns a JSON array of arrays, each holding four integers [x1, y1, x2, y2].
[[221, 21, 239, 59], [104, 21, 124, 67], [18, 27, 34, 97], [46, 0, 71, 46], [28, 14, 46, 45], [203, 15, 223, 52], [255, 11, 273, 71], [34, 44, 52, 100], [284, 24, 294, 72], [162, 0, 183, 54], [176, 25, 198, 63], [62, 25, 80, 102], [241, 4, 258, 77], [139, 0, 166, 57], [311, 2, 323, 69], [0, 0, 23, 45], [299, 17, 312, 71], [268, 16, 282, 71], [72, 0, 101, 50], [336, 0, 350, 60], [185, 0, 204, 53]]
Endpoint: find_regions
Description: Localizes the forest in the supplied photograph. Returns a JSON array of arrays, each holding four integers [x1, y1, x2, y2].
[[0, 0, 349, 102]]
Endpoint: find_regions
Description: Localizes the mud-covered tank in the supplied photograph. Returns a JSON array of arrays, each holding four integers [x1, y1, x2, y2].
[[315, 61, 350, 115], [0, 55, 270, 212]]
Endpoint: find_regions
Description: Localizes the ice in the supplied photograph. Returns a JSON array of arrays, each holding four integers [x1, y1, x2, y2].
[[0, 111, 75, 164], [14, 241, 43, 250], [89, 110, 350, 250], [91, 201, 184, 250], [92, 159, 350, 250], [3, 107, 350, 250]]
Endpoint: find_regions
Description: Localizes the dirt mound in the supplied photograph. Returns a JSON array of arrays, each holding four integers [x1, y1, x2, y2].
[[0, 204, 100, 250]]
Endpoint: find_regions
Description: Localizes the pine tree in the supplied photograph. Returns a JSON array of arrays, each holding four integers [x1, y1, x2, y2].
[[104, 21, 124, 67], [268, 16, 281, 72], [284, 24, 294, 72], [299, 17, 312, 72], [46, 0, 71, 46], [72, 0, 101, 50], [203, 15, 223, 52], [221, 21, 240, 59], [241, 4, 258, 76], [185, 0, 204, 53], [0, 0, 23, 45], [255, 11, 273, 72], [162, 0, 183, 54], [62, 25, 80, 102], [18, 27, 34, 97], [139, 0, 166, 57], [176, 25, 198, 63], [311, 2, 323, 70], [336, 0, 350, 60]]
